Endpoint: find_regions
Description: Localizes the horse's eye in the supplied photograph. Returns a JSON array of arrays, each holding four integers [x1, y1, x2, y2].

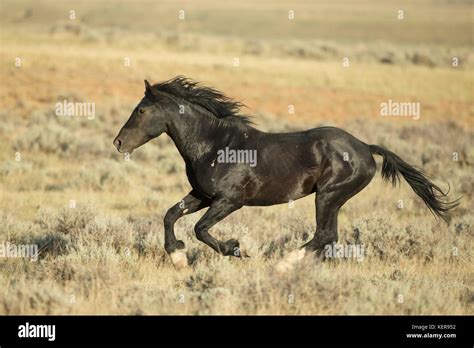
[[139, 107, 145, 114]]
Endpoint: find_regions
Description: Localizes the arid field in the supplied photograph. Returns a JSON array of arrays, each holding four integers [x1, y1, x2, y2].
[[0, 0, 472, 314]]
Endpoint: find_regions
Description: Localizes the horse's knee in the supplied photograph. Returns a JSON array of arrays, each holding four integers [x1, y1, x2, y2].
[[164, 207, 180, 227]]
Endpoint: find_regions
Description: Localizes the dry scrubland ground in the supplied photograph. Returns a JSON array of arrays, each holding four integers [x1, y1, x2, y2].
[[0, 0, 473, 314]]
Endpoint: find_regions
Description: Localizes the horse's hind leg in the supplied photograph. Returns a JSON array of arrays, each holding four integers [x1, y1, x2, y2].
[[302, 192, 341, 254], [304, 160, 376, 256], [275, 150, 376, 274], [275, 192, 341, 274]]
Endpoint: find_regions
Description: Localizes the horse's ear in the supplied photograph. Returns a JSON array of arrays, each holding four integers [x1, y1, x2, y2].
[[144, 80, 152, 93]]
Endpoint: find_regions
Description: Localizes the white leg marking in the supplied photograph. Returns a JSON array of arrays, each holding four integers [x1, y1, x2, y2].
[[170, 251, 188, 269]]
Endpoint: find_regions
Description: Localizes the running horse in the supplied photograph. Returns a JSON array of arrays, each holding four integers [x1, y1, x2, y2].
[[113, 76, 458, 271]]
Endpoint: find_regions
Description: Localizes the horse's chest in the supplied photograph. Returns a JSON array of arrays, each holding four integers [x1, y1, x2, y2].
[[185, 162, 217, 198]]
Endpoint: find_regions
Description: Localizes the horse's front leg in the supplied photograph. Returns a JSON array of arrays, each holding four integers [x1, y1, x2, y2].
[[164, 190, 210, 268], [193, 197, 243, 256]]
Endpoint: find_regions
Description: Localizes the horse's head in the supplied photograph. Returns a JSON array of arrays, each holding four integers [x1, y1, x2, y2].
[[113, 80, 170, 153]]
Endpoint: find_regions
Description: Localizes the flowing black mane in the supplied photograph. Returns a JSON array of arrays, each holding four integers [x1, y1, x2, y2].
[[147, 76, 253, 126]]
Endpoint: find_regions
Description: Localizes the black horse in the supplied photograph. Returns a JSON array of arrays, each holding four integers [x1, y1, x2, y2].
[[113, 76, 458, 270]]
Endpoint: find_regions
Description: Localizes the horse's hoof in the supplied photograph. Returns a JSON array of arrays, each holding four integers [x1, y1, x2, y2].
[[176, 240, 185, 249], [170, 250, 188, 269], [223, 239, 242, 257], [274, 248, 306, 275]]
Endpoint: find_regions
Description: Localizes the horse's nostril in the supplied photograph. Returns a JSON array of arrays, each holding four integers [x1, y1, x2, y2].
[[114, 138, 122, 149]]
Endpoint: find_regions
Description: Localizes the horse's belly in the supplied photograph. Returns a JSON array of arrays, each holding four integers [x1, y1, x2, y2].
[[243, 170, 317, 206]]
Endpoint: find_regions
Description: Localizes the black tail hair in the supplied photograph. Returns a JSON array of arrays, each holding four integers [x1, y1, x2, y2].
[[369, 144, 460, 223]]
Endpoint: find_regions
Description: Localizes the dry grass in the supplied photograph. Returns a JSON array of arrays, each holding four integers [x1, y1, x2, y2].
[[0, 0, 472, 315]]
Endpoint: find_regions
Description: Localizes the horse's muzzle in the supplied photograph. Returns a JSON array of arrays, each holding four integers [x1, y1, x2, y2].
[[113, 138, 122, 152]]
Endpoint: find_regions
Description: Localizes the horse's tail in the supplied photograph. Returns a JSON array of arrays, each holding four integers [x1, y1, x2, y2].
[[369, 144, 460, 223]]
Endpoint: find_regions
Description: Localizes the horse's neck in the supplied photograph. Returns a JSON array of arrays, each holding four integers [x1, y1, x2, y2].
[[166, 112, 218, 163]]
